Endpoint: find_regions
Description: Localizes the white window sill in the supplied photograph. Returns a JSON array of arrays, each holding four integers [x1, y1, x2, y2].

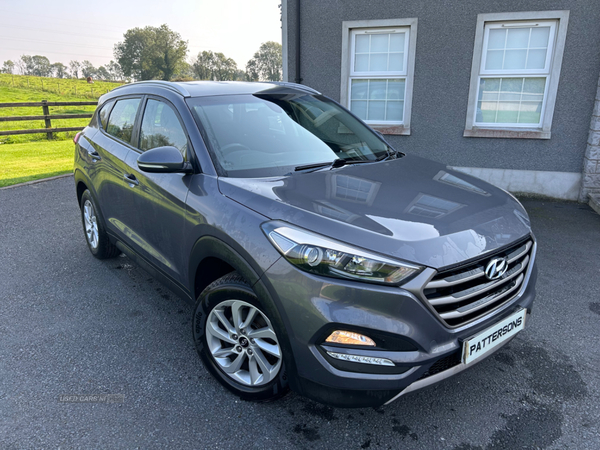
[[370, 124, 411, 136], [463, 128, 551, 140]]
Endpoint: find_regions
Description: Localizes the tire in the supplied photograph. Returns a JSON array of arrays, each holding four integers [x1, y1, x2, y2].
[[80, 189, 120, 259], [192, 272, 289, 402]]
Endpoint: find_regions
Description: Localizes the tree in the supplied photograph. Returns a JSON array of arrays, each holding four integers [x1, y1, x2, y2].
[[69, 60, 81, 79], [245, 58, 259, 82], [20, 55, 34, 75], [81, 60, 96, 78], [191, 50, 238, 81], [106, 60, 124, 81], [15, 58, 26, 75], [31, 55, 52, 77], [1, 60, 15, 74], [245, 41, 282, 82], [114, 24, 188, 81], [96, 66, 110, 81], [51, 62, 67, 78]]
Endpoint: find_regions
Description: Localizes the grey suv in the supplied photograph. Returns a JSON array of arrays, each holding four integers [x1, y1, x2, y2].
[[73, 81, 537, 407]]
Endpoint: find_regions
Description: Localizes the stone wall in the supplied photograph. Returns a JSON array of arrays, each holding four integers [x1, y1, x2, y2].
[[581, 74, 600, 201]]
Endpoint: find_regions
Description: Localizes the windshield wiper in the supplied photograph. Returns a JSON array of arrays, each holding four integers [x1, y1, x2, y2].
[[294, 157, 388, 173]]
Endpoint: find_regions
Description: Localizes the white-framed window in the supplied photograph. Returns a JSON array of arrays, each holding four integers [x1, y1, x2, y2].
[[341, 19, 417, 135], [465, 11, 569, 139]]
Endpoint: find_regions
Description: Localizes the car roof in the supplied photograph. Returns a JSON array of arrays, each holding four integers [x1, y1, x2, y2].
[[107, 80, 320, 99]]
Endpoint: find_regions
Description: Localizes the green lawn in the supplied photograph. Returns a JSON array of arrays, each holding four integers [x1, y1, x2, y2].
[[0, 140, 74, 187], [0, 75, 123, 145], [0, 75, 122, 186]]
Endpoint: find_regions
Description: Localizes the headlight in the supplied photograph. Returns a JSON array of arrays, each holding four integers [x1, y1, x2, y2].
[[261, 222, 422, 285]]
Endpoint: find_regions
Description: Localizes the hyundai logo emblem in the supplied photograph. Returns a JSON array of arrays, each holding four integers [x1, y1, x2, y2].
[[485, 257, 508, 280]]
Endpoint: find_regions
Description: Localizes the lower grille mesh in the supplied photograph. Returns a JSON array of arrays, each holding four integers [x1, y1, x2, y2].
[[418, 351, 461, 380]]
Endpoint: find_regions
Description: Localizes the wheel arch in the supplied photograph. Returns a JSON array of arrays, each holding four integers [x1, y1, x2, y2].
[[189, 235, 262, 300], [189, 236, 299, 386]]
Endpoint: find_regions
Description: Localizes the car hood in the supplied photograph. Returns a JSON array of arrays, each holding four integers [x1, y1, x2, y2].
[[217, 155, 532, 269]]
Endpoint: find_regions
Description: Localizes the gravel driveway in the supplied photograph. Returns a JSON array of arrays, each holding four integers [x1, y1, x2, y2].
[[1, 176, 599, 449]]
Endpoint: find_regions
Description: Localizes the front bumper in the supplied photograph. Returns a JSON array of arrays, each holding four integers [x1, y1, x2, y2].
[[259, 244, 538, 408]]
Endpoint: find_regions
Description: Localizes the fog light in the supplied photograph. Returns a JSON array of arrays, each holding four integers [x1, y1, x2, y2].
[[325, 330, 375, 346], [327, 351, 394, 367]]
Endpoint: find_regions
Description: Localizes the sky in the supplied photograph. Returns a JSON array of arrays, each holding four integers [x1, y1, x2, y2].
[[0, 0, 282, 70]]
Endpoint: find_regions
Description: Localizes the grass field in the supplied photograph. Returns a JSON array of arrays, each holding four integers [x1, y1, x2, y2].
[[0, 75, 123, 187], [0, 73, 123, 99], [0, 74, 123, 145], [0, 140, 74, 187]]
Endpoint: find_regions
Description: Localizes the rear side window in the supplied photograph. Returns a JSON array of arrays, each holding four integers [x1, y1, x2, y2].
[[139, 99, 188, 158], [98, 100, 115, 129], [106, 98, 140, 144]]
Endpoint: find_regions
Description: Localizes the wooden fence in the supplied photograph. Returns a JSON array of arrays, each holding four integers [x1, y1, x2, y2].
[[0, 100, 97, 139]]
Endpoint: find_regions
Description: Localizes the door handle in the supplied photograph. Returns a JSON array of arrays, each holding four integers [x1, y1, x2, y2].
[[89, 150, 101, 162], [124, 174, 139, 186]]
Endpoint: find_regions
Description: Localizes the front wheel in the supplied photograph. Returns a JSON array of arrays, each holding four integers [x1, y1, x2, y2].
[[192, 273, 289, 402]]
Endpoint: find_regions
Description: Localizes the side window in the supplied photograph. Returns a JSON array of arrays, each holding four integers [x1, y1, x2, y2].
[[139, 99, 188, 158], [98, 100, 115, 129], [106, 98, 141, 144]]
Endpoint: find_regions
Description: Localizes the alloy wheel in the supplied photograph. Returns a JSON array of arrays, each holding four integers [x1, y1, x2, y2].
[[206, 300, 282, 387], [83, 200, 99, 250]]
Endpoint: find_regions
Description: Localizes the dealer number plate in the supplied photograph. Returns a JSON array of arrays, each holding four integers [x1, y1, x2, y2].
[[462, 309, 526, 365]]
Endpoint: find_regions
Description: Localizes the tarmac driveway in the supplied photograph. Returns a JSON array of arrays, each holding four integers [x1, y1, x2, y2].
[[1, 176, 599, 449]]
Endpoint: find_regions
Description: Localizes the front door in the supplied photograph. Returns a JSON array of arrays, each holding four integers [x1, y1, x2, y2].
[[122, 97, 192, 284]]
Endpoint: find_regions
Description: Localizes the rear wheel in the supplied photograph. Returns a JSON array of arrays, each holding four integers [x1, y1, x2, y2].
[[193, 273, 289, 401], [80, 189, 120, 259]]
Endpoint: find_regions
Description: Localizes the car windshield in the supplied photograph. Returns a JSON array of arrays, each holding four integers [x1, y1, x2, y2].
[[187, 92, 393, 178]]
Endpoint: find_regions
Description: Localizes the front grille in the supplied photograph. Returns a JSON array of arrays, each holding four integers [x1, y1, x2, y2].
[[418, 351, 461, 380], [422, 238, 533, 328]]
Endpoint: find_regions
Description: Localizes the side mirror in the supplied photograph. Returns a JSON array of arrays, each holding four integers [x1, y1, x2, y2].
[[137, 146, 193, 174]]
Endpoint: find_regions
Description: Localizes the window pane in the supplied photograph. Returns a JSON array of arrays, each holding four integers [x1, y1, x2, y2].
[[106, 98, 140, 143], [495, 103, 519, 123], [350, 79, 368, 99], [367, 101, 385, 121], [350, 100, 367, 120], [370, 34, 388, 53], [389, 33, 405, 52], [526, 49, 547, 69], [139, 99, 188, 157], [488, 29, 506, 49], [485, 50, 504, 70], [387, 79, 405, 100], [504, 49, 527, 70], [506, 28, 529, 48], [388, 53, 404, 72], [476, 77, 546, 125], [355, 54, 369, 72], [530, 27, 551, 47], [386, 101, 404, 121], [523, 77, 545, 93], [370, 53, 388, 71], [368, 80, 387, 99], [356, 34, 369, 53], [99, 100, 114, 129], [518, 101, 543, 123]]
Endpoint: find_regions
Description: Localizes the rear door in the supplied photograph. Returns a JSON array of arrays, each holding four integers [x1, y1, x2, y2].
[[122, 96, 193, 284], [88, 96, 142, 242]]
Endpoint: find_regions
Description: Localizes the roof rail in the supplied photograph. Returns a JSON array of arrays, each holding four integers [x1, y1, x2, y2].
[[260, 81, 321, 95], [111, 80, 191, 97]]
